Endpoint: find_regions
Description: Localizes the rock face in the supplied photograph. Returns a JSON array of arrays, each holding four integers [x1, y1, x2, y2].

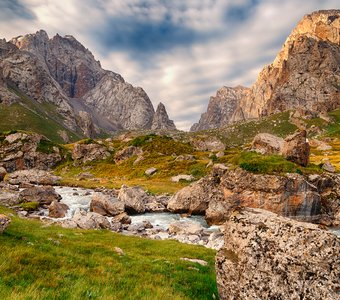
[[168, 165, 340, 225], [0, 214, 11, 233], [282, 130, 310, 166], [215, 208, 340, 300], [192, 10, 340, 131], [0, 30, 176, 138], [0, 132, 63, 172], [151, 102, 176, 130]]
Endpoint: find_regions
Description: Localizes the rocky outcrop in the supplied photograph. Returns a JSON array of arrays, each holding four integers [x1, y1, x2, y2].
[[19, 186, 62, 206], [0, 132, 63, 172], [168, 165, 340, 225], [90, 193, 125, 216], [114, 146, 142, 164], [151, 102, 176, 130], [190, 136, 225, 151], [282, 130, 310, 166], [216, 208, 340, 300], [192, 10, 340, 131], [72, 142, 110, 163], [0, 214, 11, 233], [6, 169, 60, 185]]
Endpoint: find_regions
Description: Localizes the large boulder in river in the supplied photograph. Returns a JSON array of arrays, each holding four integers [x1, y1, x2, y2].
[[62, 209, 112, 230], [251, 133, 284, 155], [215, 208, 340, 300], [0, 214, 11, 233], [19, 186, 62, 206], [168, 221, 204, 236], [48, 200, 69, 218], [90, 193, 125, 216], [282, 130, 310, 167], [6, 169, 60, 185], [118, 185, 149, 214]]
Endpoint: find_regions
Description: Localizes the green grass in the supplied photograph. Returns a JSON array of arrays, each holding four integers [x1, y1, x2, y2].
[[0, 207, 218, 300], [326, 109, 340, 137], [235, 151, 322, 175]]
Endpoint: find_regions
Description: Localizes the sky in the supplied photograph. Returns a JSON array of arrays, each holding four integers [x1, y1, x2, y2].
[[0, 0, 338, 130]]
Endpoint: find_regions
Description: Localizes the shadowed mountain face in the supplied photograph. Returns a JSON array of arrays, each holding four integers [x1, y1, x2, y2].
[[192, 10, 340, 131], [0, 30, 176, 141]]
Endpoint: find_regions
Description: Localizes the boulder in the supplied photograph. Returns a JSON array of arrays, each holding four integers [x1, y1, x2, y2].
[[114, 146, 142, 164], [145, 167, 157, 176], [168, 221, 204, 236], [118, 185, 148, 214], [191, 136, 225, 151], [282, 130, 310, 166], [48, 200, 69, 218], [6, 169, 60, 185], [112, 212, 131, 224], [0, 190, 20, 206], [322, 161, 336, 173], [251, 133, 284, 155], [170, 174, 195, 182], [72, 143, 110, 163], [90, 193, 125, 216], [65, 209, 112, 230], [216, 208, 340, 300], [0, 214, 11, 233], [19, 186, 62, 206]]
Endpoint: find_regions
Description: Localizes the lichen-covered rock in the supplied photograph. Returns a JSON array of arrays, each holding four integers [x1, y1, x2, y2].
[[6, 169, 61, 185], [0, 214, 11, 233], [215, 208, 340, 300], [90, 193, 125, 216], [117, 185, 149, 214], [282, 130, 310, 166]]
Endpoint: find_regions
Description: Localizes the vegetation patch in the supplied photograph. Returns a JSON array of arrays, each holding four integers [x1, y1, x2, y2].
[[20, 202, 39, 211], [0, 206, 218, 299]]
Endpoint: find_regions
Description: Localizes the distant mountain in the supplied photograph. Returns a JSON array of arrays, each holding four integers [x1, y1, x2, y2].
[[0, 30, 176, 142], [191, 10, 340, 131]]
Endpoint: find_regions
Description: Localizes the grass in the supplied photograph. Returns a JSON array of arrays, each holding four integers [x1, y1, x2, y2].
[[0, 206, 218, 300], [234, 151, 322, 175], [309, 140, 340, 172]]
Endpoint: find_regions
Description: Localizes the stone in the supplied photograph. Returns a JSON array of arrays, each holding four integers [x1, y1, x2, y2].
[[6, 169, 60, 185], [114, 146, 143, 164], [282, 130, 310, 166], [180, 258, 208, 266], [19, 186, 62, 206], [0, 214, 11, 233], [114, 247, 125, 256], [322, 161, 336, 173], [72, 143, 110, 163], [67, 209, 111, 230], [48, 200, 69, 218], [191, 136, 225, 151], [170, 174, 194, 182], [118, 185, 149, 214], [215, 208, 340, 300], [112, 212, 131, 225], [90, 193, 125, 216], [168, 221, 204, 236], [0, 190, 20, 206], [251, 133, 284, 155], [145, 167, 157, 176], [175, 155, 195, 161]]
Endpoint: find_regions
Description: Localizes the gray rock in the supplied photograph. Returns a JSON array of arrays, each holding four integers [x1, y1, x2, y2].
[[90, 193, 125, 216], [168, 221, 204, 236], [19, 186, 62, 206], [151, 102, 176, 130], [171, 174, 194, 182], [216, 208, 340, 300], [145, 167, 157, 176], [282, 130, 310, 166], [322, 161, 336, 173], [72, 143, 110, 163], [114, 146, 142, 164], [66, 209, 111, 230], [6, 169, 61, 185], [48, 200, 69, 218], [118, 185, 149, 214], [251, 133, 284, 155]]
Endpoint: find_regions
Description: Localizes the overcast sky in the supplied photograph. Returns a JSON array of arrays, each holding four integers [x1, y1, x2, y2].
[[0, 0, 338, 130]]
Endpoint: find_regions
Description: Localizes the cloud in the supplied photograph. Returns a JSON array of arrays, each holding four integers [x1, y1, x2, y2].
[[0, 0, 339, 131]]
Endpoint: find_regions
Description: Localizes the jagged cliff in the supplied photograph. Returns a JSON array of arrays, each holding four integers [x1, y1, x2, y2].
[[192, 10, 340, 131], [0, 30, 176, 141]]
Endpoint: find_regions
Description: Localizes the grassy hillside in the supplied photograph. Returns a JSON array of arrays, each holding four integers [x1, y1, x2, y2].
[[0, 206, 218, 300]]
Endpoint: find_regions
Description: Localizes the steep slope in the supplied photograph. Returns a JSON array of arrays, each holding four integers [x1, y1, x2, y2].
[[0, 30, 176, 140], [192, 10, 340, 131]]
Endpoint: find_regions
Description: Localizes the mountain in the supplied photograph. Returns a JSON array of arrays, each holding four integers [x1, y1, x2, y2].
[[191, 10, 340, 131], [0, 30, 176, 142]]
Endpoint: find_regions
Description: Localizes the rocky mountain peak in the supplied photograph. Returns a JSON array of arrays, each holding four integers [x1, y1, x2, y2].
[[192, 9, 340, 131], [151, 102, 177, 130]]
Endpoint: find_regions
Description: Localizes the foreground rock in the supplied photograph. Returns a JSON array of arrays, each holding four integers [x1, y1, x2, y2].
[[6, 169, 60, 185], [90, 193, 125, 216], [48, 200, 69, 218], [0, 214, 11, 233], [251, 133, 284, 155], [216, 208, 340, 300], [19, 186, 62, 206], [282, 130, 310, 166]]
